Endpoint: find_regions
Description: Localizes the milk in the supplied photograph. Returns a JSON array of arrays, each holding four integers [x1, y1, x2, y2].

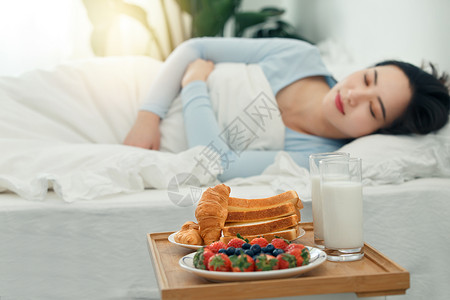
[[311, 176, 324, 240], [312, 174, 349, 241], [322, 181, 363, 249]]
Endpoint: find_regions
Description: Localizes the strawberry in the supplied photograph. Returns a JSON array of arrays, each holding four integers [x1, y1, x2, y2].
[[207, 241, 227, 253], [254, 254, 279, 271], [208, 253, 232, 272], [230, 253, 254, 272], [227, 238, 246, 249], [250, 237, 269, 248], [276, 253, 297, 269], [287, 247, 310, 266], [301, 247, 311, 264], [193, 247, 215, 270], [271, 237, 290, 251], [286, 243, 305, 252], [287, 248, 304, 266], [286, 244, 310, 265]]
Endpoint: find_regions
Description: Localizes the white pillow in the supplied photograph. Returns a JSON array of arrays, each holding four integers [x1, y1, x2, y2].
[[338, 121, 450, 185]]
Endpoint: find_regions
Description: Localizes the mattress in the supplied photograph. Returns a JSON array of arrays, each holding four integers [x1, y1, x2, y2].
[[1, 178, 449, 300], [0, 188, 193, 300]]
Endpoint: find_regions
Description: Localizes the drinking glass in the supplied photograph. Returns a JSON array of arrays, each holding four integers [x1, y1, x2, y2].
[[309, 152, 349, 249], [320, 157, 364, 261]]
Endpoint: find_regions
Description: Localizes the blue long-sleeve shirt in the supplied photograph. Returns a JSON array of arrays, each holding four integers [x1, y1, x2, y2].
[[141, 37, 348, 181]]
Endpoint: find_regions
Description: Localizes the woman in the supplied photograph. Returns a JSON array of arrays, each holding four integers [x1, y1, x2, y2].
[[124, 38, 449, 181]]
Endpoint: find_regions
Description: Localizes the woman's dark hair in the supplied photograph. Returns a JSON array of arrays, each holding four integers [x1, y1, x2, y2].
[[375, 60, 449, 135]]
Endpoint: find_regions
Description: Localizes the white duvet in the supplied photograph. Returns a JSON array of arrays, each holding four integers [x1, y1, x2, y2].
[[1, 56, 449, 202], [0, 57, 292, 202]]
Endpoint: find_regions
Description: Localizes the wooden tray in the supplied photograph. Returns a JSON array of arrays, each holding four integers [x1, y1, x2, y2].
[[147, 222, 409, 300]]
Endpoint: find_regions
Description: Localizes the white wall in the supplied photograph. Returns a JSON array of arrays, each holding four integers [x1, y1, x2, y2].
[[0, 0, 93, 77], [292, 0, 450, 75], [1, 0, 448, 77]]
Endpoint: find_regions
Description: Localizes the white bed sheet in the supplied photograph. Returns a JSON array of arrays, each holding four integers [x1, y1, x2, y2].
[[1, 178, 449, 300]]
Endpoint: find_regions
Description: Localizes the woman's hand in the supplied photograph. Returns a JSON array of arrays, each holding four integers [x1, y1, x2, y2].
[[181, 59, 215, 88], [123, 111, 161, 150]]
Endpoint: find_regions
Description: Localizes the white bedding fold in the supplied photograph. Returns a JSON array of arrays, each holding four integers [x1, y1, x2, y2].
[[0, 57, 286, 202], [0, 140, 219, 202]]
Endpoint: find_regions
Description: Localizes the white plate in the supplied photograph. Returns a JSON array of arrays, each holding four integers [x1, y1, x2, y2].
[[168, 232, 203, 250], [178, 246, 326, 282], [168, 228, 306, 250]]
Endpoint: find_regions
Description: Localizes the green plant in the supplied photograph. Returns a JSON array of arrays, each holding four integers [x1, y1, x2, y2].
[[175, 0, 305, 39], [176, 0, 240, 37], [233, 6, 284, 37]]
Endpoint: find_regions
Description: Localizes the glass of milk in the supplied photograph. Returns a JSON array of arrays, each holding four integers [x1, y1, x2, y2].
[[320, 157, 364, 262], [309, 152, 349, 249]]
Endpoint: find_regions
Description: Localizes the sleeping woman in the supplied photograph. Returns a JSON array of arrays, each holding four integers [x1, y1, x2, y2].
[[123, 37, 450, 181]]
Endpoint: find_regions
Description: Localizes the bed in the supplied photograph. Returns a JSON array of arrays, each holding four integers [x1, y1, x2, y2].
[[1, 56, 449, 300]]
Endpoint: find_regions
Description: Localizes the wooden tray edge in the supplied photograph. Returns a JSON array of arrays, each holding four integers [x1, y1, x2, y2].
[[159, 273, 409, 300], [147, 232, 173, 290], [364, 243, 409, 274]]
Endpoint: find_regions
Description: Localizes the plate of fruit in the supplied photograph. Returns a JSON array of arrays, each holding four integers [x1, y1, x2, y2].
[[178, 237, 326, 282]]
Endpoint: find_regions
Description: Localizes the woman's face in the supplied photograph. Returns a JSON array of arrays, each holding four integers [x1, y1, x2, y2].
[[323, 65, 412, 138]]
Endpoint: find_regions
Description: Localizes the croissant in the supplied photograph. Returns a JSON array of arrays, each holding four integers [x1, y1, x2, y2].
[[174, 221, 203, 245], [180, 221, 199, 231], [195, 184, 230, 245]]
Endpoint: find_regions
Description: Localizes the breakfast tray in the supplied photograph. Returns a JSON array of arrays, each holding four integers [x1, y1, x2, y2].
[[147, 222, 409, 300]]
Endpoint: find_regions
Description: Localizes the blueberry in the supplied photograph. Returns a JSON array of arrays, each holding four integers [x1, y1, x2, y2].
[[234, 248, 243, 255], [273, 249, 285, 256], [266, 244, 275, 252], [261, 246, 269, 253], [219, 248, 227, 254], [242, 243, 251, 250], [244, 249, 254, 256], [250, 244, 261, 254], [226, 247, 235, 256]]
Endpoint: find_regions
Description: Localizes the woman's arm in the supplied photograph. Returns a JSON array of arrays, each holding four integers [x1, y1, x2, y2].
[[180, 60, 308, 181], [125, 37, 322, 149], [181, 80, 281, 181], [141, 37, 318, 118], [182, 81, 312, 181], [123, 111, 160, 149]]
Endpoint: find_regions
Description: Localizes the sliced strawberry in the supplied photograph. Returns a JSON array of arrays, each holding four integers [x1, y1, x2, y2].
[[208, 253, 232, 272]]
